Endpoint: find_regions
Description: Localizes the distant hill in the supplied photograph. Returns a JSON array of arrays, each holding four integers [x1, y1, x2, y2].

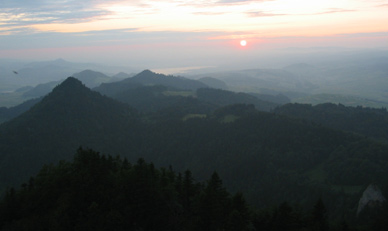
[[198, 77, 228, 89], [73, 70, 111, 88], [274, 103, 388, 142], [95, 70, 208, 97], [22, 80, 61, 98], [0, 58, 137, 93], [193, 55, 388, 108], [11, 59, 77, 86], [111, 72, 135, 80], [0, 98, 42, 124], [196, 68, 317, 94], [196, 88, 278, 111], [129, 70, 208, 90]]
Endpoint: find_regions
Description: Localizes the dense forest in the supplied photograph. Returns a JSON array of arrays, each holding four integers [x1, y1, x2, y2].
[[274, 103, 388, 142], [0, 73, 388, 230], [1, 148, 387, 230]]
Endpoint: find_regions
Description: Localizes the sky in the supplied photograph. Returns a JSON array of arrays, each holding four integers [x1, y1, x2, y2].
[[0, 0, 387, 71]]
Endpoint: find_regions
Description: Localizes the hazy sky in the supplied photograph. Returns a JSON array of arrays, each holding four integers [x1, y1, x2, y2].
[[1, 0, 387, 70]]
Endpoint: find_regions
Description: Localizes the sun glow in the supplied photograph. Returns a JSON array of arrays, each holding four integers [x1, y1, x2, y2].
[[240, 40, 247, 46]]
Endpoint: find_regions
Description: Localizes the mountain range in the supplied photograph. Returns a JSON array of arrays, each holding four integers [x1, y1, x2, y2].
[[1, 75, 388, 220], [0, 70, 284, 123]]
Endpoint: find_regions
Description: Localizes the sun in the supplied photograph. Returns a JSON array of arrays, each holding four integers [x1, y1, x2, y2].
[[240, 40, 247, 47]]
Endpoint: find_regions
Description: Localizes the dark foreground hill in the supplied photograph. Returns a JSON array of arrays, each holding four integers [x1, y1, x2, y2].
[[0, 148, 254, 231], [6, 148, 383, 231], [0, 78, 388, 220]]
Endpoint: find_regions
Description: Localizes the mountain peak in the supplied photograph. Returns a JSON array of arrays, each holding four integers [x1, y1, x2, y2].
[[48, 77, 90, 99], [53, 58, 67, 64], [133, 69, 159, 79], [56, 77, 84, 90], [139, 69, 154, 75]]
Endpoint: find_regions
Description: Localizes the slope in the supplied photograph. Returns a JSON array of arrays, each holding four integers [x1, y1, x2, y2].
[[274, 103, 388, 142], [0, 77, 139, 188], [0, 81, 388, 219], [0, 97, 42, 124]]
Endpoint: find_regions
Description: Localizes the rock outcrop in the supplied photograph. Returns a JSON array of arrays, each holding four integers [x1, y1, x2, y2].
[[357, 184, 386, 216]]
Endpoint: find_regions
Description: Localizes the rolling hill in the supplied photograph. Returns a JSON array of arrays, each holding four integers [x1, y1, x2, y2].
[[0, 77, 388, 220]]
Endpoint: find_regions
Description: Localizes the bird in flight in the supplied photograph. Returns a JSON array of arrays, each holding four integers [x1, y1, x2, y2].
[[13, 71, 18, 74]]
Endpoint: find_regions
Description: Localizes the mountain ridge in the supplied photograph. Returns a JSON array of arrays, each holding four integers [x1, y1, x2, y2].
[[0, 77, 139, 187]]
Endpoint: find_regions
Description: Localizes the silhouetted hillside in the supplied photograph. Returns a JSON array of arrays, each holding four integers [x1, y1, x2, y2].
[[131, 70, 208, 90], [0, 77, 138, 187], [0, 148, 254, 231], [94, 70, 208, 97]]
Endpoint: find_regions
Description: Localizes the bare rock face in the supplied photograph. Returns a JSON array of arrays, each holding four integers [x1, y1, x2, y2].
[[357, 184, 386, 216]]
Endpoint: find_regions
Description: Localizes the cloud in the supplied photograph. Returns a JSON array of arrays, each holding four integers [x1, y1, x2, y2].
[[0, 0, 119, 28], [216, 0, 270, 3], [217, 0, 253, 2], [336, 31, 388, 38], [314, 8, 356, 15], [0, 27, 224, 50], [246, 11, 286, 17]]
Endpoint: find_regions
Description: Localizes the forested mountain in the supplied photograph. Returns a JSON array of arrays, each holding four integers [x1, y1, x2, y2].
[[113, 85, 216, 114], [6, 148, 381, 231], [274, 103, 388, 142], [1, 77, 388, 223], [196, 88, 277, 111], [0, 77, 139, 187]]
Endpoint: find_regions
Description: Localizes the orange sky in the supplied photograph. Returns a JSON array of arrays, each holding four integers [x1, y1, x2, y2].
[[0, 0, 387, 68]]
